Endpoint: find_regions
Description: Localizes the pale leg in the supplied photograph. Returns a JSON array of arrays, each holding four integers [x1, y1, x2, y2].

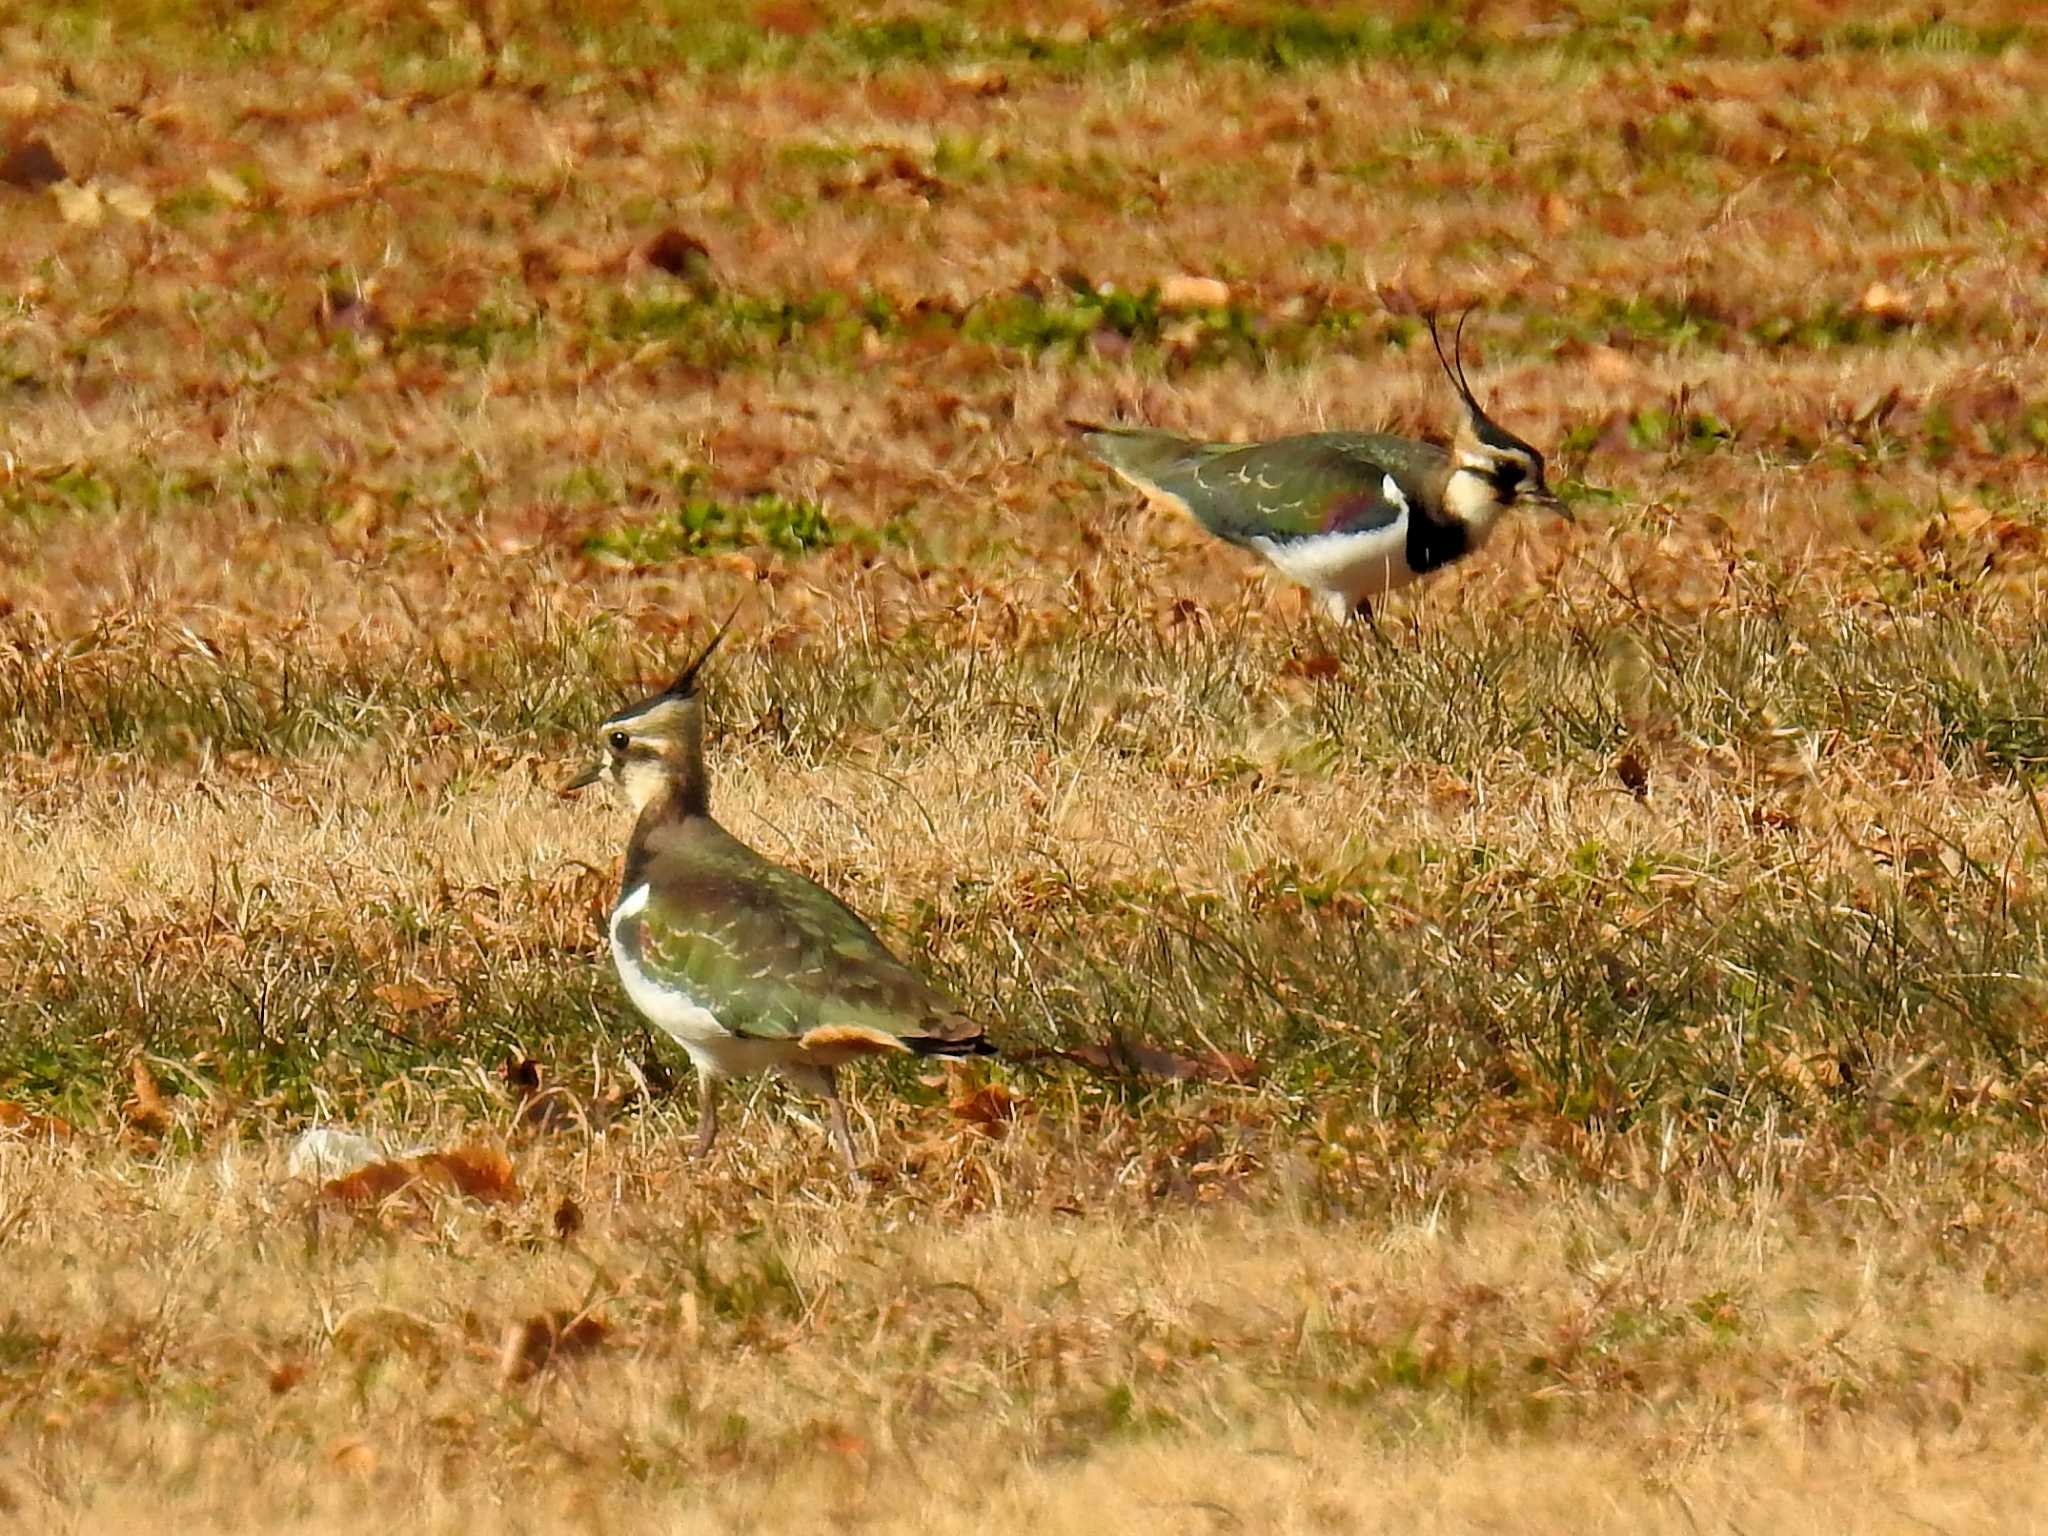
[[693, 1073, 719, 1159], [823, 1069, 860, 1174]]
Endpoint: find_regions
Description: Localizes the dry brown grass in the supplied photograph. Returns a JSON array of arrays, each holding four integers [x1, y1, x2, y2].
[[6, 0, 2048, 1527], [8, 1129, 2048, 1532]]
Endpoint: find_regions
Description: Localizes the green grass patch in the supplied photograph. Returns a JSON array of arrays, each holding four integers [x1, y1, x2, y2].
[[18, 3, 2034, 79], [579, 470, 838, 564]]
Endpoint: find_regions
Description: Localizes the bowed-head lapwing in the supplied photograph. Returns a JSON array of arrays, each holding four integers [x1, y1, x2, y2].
[[1070, 313, 1569, 623], [564, 616, 993, 1172]]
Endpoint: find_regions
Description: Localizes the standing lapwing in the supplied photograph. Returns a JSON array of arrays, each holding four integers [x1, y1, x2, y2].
[[564, 617, 993, 1171], [1070, 314, 1569, 623]]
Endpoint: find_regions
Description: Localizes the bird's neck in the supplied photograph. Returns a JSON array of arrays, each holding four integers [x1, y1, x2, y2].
[[622, 762, 711, 897], [673, 703, 710, 818]]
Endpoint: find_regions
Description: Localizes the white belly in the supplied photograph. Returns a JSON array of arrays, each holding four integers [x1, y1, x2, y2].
[[1250, 518, 1417, 603], [609, 885, 792, 1080]]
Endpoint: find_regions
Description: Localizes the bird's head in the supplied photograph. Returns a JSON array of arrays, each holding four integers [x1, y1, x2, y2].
[[563, 610, 736, 816], [1428, 311, 1569, 530]]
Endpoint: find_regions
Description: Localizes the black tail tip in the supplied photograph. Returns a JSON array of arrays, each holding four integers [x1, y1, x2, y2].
[[908, 1035, 999, 1059]]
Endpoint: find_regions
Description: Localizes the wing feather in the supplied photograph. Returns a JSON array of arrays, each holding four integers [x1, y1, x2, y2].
[[617, 822, 982, 1051], [1087, 431, 1447, 544]]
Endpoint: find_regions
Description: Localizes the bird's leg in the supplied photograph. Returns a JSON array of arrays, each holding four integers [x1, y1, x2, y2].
[[693, 1073, 719, 1159], [822, 1069, 860, 1174], [1353, 596, 1393, 651]]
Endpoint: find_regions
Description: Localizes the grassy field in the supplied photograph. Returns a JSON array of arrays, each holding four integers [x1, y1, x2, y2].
[[5, 0, 2048, 1528]]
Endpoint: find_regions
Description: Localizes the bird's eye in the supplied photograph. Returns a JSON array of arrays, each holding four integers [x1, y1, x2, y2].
[[1495, 460, 1526, 491], [608, 731, 628, 753]]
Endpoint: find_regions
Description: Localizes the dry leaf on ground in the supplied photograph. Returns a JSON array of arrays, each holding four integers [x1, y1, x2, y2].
[[373, 981, 455, 1014], [320, 1144, 521, 1206], [1860, 281, 1914, 322], [497, 1309, 609, 1386], [124, 1060, 171, 1136], [643, 227, 714, 288], [1281, 651, 1341, 681], [1035, 1037, 1261, 1086], [1616, 745, 1651, 799], [552, 1195, 584, 1240], [949, 1081, 1026, 1136], [502, 1055, 592, 1133], [327, 1436, 377, 1478], [317, 287, 391, 339], [0, 136, 65, 190], [0, 1102, 76, 1142], [1158, 273, 1230, 310]]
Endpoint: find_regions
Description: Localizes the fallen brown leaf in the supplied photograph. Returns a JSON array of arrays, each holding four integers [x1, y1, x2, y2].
[[1615, 745, 1650, 799], [327, 1436, 377, 1478], [502, 1055, 542, 1096], [949, 1081, 1026, 1137], [1860, 281, 1914, 323], [0, 1102, 75, 1142], [204, 167, 249, 205], [1042, 1037, 1261, 1086], [1158, 273, 1230, 311], [317, 287, 391, 339], [124, 1059, 171, 1137], [373, 981, 455, 1014], [497, 1309, 609, 1386], [0, 136, 66, 191], [643, 227, 715, 289], [1281, 651, 1341, 681], [815, 1421, 871, 1462], [552, 1195, 584, 1241], [321, 1144, 521, 1206], [502, 1055, 590, 1133]]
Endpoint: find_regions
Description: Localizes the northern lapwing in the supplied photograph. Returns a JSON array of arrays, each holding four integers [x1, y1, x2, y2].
[[563, 616, 993, 1172], [1070, 314, 1569, 623]]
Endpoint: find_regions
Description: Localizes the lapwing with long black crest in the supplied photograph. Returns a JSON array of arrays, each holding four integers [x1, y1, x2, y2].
[[1069, 312, 1570, 623], [564, 614, 993, 1172]]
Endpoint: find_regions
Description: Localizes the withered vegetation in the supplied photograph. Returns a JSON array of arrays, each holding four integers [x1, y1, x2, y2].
[[4, 1, 2048, 1529]]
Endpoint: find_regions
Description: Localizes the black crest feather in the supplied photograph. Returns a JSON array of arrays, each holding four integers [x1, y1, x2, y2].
[[664, 602, 744, 699]]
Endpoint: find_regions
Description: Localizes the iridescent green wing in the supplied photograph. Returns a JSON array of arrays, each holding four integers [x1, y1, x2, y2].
[[1080, 428, 1446, 546], [1175, 434, 1442, 543], [618, 824, 970, 1046]]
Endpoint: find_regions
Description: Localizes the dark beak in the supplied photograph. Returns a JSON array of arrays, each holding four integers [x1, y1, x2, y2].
[[560, 761, 604, 796], [1528, 484, 1573, 522]]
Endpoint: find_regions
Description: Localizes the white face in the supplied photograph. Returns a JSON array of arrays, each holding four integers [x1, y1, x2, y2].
[[593, 697, 692, 813], [611, 754, 671, 813], [1444, 464, 1511, 532], [1446, 438, 1548, 531]]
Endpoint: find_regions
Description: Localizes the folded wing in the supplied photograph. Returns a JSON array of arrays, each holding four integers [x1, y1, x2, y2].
[[617, 825, 988, 1057]]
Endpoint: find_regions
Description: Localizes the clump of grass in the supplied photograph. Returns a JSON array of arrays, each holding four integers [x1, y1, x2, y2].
[[581, 475, 838, 564], [6, 3, 2048, 1525]]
